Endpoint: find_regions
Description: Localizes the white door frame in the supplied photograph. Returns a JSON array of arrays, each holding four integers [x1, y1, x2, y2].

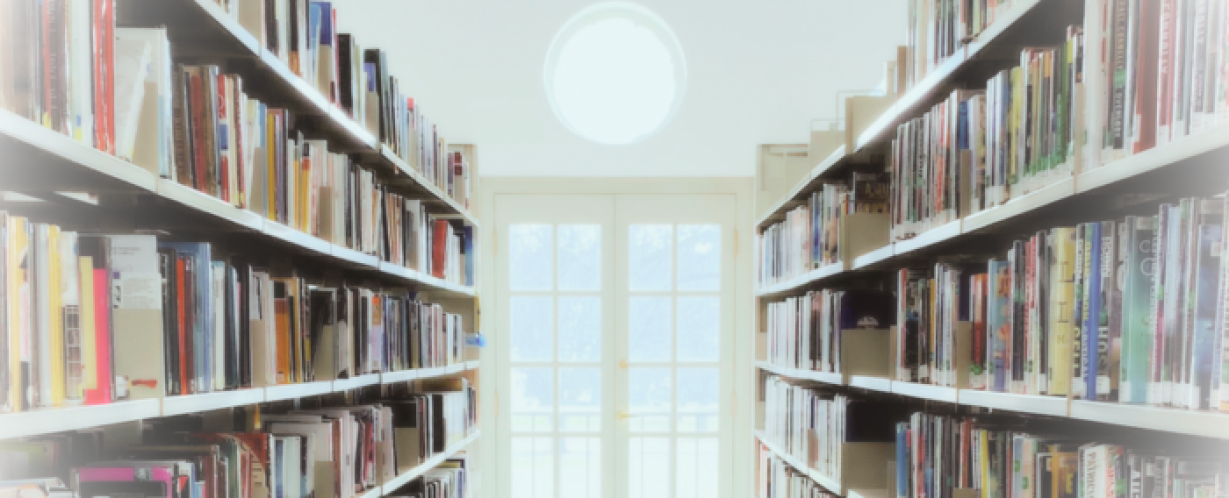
[[476, 177, 755, 498]]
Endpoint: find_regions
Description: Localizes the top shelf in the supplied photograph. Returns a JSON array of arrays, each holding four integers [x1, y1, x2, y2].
[[116, 0, 477, 226]]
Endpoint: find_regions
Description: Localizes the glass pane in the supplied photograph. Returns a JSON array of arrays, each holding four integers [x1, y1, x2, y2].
[[559, 367, 601, 432], [559, 438, 601, 498], [629, 224, 673, 291], [511, 368, 554, 432], [628, 437, 671, 498], [676, 297, 719, 362], [629, 297, 671, 362], [559, 297, 601, 362], [511, 296, 553, 362], [510, 224, 553, 291], [676, 438, 718, 498], [677, 224, 721, 291], [512, 437, 555, 498], [558, 224, 601, 291], [677, 368, 718, 433], [628, 368, 671, 432]]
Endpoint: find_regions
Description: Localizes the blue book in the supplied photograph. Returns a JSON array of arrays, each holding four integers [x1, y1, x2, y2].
[[988, 259, 1011, 392], [1190, 224, 1223, 409], [1084, 223, 1102, 399]]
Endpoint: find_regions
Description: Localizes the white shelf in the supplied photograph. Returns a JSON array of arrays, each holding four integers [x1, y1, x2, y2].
[[381, 370, 418, 384], [265, 381, 334, 402], [157, 179, 265, 231], [958, 389, 1069, 417], [755, 431, 842, 493], [187, 0, 262, 56], [415, 367, 449, 380], [382, 430, 480, 493], [756, 262, 845, 298], [851, 244, 894, 270], [847, 376, 892, 394], [1076, 123, 1229, 193], [263, 220, 333, 255], [331, 244, 381, 269], [355, 487, 382, 498], [962, 177, 1076, 234], [334, 374, 381, 392], [465, 360, 480, 371], [890, 382, 958, 404], [849, 489, 888, 498], [1068, 401, 1229, 439], [757, 361, 843, 386], [0, 399, 162, 440], [893, 219, 961, 257], [161, 388, 265, 417], [0, 110, 158, 192]]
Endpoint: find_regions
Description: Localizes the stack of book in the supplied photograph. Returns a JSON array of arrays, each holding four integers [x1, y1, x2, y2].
[[903, 0, 1018, 92], [0, 224, 470, 411], [409, 454, 469, 498], [757, 442, 839, 498], [766, 289, 894, 374], [894, 412, 1229, 498], [894, 264, 969, 386], [0, 379, 476, 498]]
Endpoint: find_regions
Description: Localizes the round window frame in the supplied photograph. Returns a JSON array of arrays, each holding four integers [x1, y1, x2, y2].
[[543, 2, 688, 145]]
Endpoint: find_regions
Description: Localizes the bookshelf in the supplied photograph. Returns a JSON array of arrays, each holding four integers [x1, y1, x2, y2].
[[753, 0, 1229, 496], [0, 0, 482, 497]]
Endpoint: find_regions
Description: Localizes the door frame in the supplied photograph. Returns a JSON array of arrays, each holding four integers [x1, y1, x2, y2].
[[476, 177, 755, 498]]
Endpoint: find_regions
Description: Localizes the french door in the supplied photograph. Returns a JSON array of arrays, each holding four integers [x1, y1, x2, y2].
[[496, 194, 735, 498]]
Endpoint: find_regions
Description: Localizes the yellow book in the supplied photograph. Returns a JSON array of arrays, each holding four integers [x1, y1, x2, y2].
[[1047, 227, 1077, 396], [267, 113, 278, 222], [78, 257, 96, 397], [47, 226, 64, 405], [7, 216, 28, 412]]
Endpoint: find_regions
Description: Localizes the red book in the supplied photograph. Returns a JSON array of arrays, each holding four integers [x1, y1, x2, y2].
[[217, 73, 230, 204], [84, 269, 112, 405], [1156, 0, 1177, 144], [188, 71, 209, 193], [176, 256, 190, 394], [432, 220, 448, 279], [92, 0, 115, 155], [1132, 0, 1162, 153]]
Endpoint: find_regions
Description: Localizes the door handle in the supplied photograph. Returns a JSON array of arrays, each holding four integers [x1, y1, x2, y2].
[[619, 359, 629, 369]]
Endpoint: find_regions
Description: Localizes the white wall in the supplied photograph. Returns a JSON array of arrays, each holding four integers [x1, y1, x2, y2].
[[334, 0, 906, 176]]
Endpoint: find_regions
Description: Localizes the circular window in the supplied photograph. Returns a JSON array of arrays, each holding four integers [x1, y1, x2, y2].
[[544, 2, 687, 145]]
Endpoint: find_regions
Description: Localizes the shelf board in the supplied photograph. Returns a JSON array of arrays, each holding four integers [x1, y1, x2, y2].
[[378, 146, 478, 226], [382, 430, 480, 493], [331, 244, 381, 269], [381, 370, 418, 384], [891, 382, 959, 403], [756, 262, 845, 298], [756, 145, 848, 228], [853, 0, 1046, 152], [355, 487, 382, 498], [1076, 123, 1229, 194], [405, 268, 477, 297], [157, 179, 265, 231], [0, 399, 162, 440], [334, 374, 381, 392], [851, 244, 894, 270], [262, 220, 333, 255], [962, 177, 1076, 234], [757, 361, 843, 386], [162, 388, 265, 417], [847, 376, 893, 394], [893, 219, 962, 257], [465, 360, 480, 371], [1068, 401, 1229, 439], [0, 110, 158, 193], [849, 489, 889, 498], [265, 381, 334, 402], [756, 431, 842, 493], [958, 389, 1069, 417], [415, 366, 449, 380]]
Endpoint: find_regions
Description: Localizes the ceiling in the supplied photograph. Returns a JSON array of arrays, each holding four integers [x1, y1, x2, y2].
[[334, 0, 906, 177]]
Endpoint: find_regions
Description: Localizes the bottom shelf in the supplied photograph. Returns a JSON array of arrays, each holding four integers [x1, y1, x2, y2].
[[382, 430, 481, 493]]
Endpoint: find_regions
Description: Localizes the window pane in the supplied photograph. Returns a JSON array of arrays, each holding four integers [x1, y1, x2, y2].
[[559, 437, 601, 498], [512, 368, 554, 432], [676, 438, 718, 498], [558, 224, 601, 291], [559, 297, 600, 362], [677, 368, 718, 433], [511, 296, 553, 362], [629, 224, 673, 291], [559, 367, 601, 432], [628, 437, 671, 498], [510, 224, 553, 291], [676, 297, 719, 362], [628, 367, 671, 433], [629, 297, 672, 362], [677, 224, 720, 291], [512, 437, 555, 498]]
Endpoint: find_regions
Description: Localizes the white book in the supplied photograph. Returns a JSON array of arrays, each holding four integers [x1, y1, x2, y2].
[[113, 37, 153, 163]]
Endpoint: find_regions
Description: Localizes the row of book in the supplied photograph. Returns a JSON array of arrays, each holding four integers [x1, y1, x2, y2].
[[757, 173, 889, 287], [889, 30, 1084, 242], [0, 377, 475, 498], [762, 376, 900, 482], [765, 289, 893, 374], [893, 192, 1228, 410], [756, 444, 838, 498], [895, 411, 1228, 498], [213, 0, 470, 208], [0, 216, 470, 412], [1092, 0, 1229, 164], [902, 0, 1018, 94]]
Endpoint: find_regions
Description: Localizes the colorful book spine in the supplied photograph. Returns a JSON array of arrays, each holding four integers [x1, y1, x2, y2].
[[1120, 216, 1158, 403], [989, 259, 1011, 392], [1049, 227, 1078, 396]]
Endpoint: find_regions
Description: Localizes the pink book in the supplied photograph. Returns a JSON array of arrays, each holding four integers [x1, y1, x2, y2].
[[84, 269, 111, 405], [77, 466, 174, 498]]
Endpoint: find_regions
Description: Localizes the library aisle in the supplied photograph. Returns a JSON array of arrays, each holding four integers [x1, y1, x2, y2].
[[2, 1, 1228, 498]]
